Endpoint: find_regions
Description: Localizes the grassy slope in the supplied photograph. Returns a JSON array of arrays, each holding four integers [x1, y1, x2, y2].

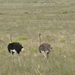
[[0, 0, 75, 75]]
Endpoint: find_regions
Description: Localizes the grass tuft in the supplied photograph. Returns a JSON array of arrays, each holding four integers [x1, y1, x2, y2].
[[18, 36, 27, 40], [60, 39, 66, 43], [30, 47, 38, 53], [0, 50, 6, 54], [24, 12, 29, 14]]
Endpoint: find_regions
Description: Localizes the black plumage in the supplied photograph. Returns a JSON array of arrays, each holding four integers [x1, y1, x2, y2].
[[8, 42, 23, 54], [7, 42, 24, 62]]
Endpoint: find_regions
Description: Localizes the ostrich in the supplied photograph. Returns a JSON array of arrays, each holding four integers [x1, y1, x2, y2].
[[39, 34, 52, 59], [7, 34, 24, 62]]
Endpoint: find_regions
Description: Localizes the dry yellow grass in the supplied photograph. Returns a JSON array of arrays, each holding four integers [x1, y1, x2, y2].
[[0, 0, 75, 75]]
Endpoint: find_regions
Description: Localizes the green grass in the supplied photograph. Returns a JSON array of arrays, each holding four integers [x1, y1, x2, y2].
[[0, 0, 75, 75], [18, 36, 27, 40]]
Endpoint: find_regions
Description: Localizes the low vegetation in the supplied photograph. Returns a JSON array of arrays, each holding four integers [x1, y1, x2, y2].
[[0, 0, 75, 75]]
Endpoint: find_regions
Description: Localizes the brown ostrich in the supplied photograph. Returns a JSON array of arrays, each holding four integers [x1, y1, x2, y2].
[[39, 34, 52, 59]]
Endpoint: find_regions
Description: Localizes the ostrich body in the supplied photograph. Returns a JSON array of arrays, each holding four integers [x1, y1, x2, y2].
[[39, 34, 52, 59], [8, 42, 24, 62]]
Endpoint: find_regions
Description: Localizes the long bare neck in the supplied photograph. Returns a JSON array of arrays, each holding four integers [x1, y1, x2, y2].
[[10, 34, 12, 43], [39, 34, 41, 45]]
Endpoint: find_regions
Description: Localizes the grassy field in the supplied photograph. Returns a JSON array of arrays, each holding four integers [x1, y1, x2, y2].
[[0, 0, 75, 75]]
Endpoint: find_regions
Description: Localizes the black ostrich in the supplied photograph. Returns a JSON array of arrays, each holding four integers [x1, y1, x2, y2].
[[39, 34, 52, 59], [7, 34, 24, 62]]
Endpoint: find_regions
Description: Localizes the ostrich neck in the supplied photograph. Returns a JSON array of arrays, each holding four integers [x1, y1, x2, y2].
[[10, 34, 12, 43], [39, 35, 41, 45]]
